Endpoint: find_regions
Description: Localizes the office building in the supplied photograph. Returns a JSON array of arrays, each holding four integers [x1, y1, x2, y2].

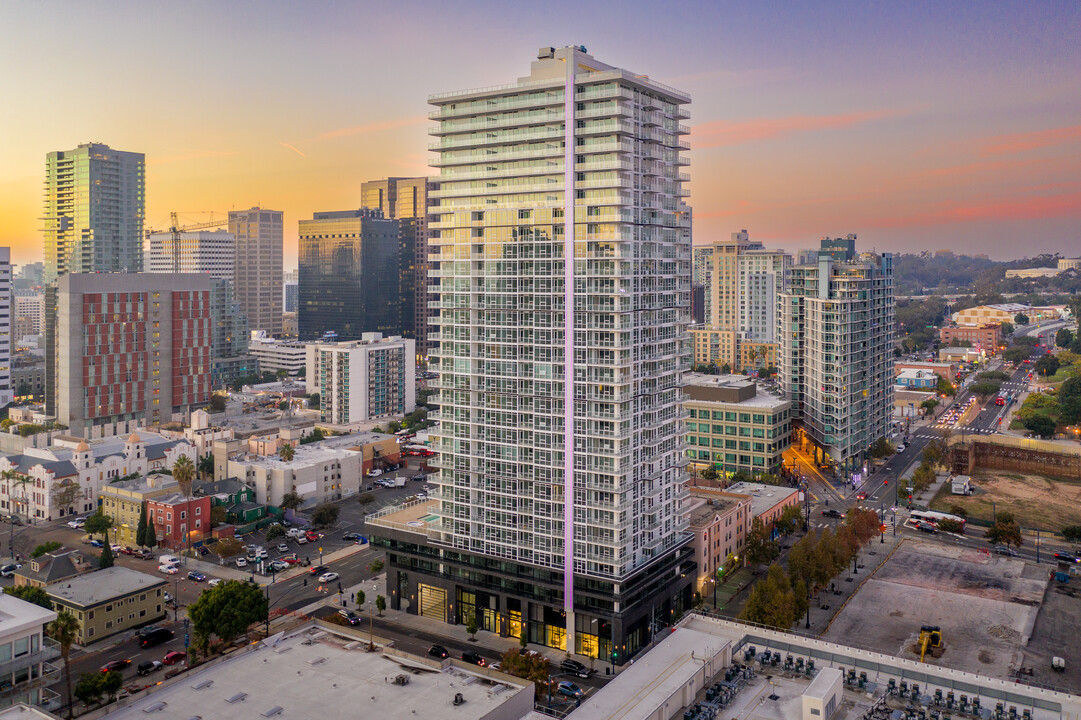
[[247, 332, 306, 375], [46, 273, 212, 438], [0, 594, 59, 710], [683, 373, 791, 478], [145, 229, 236, 283], [0, 250, 10, 407], [361, 177, 438, 357], [209, 278, 253, 388], [779, 236, 894, 477], [45, 567, 167, 645], [12, 290, 43, 341], [298, 208, 400, 340], [305, 332, 416, 425], [42, 143, 145, 284], [938, 324, 1003, 351], [283, 280, 298, 313], [15, 262, 43, 288], [228, 208, 283, 336], [370, 46, 693, 661]]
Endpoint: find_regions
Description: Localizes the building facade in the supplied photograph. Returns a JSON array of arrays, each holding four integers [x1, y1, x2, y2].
[[298, 209, 401, 340], [372, 46, 695, 662], [147, 493, 212, 551], [13, 289, 44, 341], [0, 595, 59, 711], [98, 474, 180, 547], [893, 361, 956, 382], [228, 208, 283, 337], [938, 324, 1003, 350], [247, 332, 307, 375], [45, 567, 167, 645], [683, 374, 791, 478], [952, 303, 1035, 326], [42, 143, 145, 284], [208, 278, 252, 388], [46, 274, 213, 437], [779, 236, 894, 477], [685, 489, 751, 593], [145, 229, 236, 283], [305, 333, 416, 425], [0, 249, 11, 407]]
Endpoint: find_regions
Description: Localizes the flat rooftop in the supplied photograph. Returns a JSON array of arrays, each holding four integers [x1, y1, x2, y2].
[[725, 481, 798, 517], [46, 566, 166, 608], [683, 373, 789, 409], [0, 594, 56, 636], [105, 623, 533, 720], [366, 499, 440, 540]]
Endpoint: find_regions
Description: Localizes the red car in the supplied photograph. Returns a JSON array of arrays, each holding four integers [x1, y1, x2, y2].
[[100, 659, 131, 673], [162, 651, 186, 666], [305, 531, 320, 542], [855, 491, 868, 500], [281, 555, 300, 565]]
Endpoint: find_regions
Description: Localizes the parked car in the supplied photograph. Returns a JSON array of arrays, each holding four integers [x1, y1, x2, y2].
[[132, 549, 153, 560], [461, 651, 486, 667], [305, 531, 320, 542], [277, 543, 289, 553], [137, 660, 163, 676], [342, 532, 363, 541], [187, 571, 206, 582], [208, 578, 222, 588], [158, 564, 179, 575], [163, 592, 174, 605], [269, 560, 288, 572], [120, 546, 135, 556], [318, 571, 339, 583], [110, 544, 122, 554], [66, 518, 85, 529], [235, 557, 248, 568], [295, 535, 309, 545], [286, 528, 304, 539], [0, 563, 22, 578], [560, 658, 595, 678], [428, 644, 449, 659], [557, 681, 584, 699], [338, 609, 360, 625], [368, 469, 384, 478], [280, 555, 300, 565], [139, 628, 175, 649], [993, 545, 1018, 557], [158, 555, 181, 567], [89, 539, 104, 548], [162, 651, 186, 666], [100, 659, 131, 674]]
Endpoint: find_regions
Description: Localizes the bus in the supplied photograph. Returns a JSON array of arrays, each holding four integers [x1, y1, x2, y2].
[[909, 510, 966, 530]]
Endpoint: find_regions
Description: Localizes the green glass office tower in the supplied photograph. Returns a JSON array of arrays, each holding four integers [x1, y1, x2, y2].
[[43, 143, 145, 284]]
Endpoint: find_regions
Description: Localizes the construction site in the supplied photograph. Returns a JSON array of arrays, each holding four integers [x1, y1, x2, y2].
[[821, 539, 1081, 694]]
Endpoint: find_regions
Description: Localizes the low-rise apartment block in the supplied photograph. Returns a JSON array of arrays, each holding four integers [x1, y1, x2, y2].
[[147, 492, 212, 551], [725, 481, 800, 528], [0, 594, 59, 710], [306, 332, 416, 425], [893, 361, 956, 382], [45, 567, 167, 645], [247, 332, 307, 376], [938, 324, 1003, 350], [684, 373, 791, 479], [98, 474, 179, 547], [685, 489, 752, 592]]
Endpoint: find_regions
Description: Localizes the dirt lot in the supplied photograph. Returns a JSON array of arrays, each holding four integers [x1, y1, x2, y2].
[[930, 471, 1081, 530]]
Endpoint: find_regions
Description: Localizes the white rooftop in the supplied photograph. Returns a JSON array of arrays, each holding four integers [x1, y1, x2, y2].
[[46, 566, 166, 608], [104, 623, 534, 720], [725, 481, 798, 518], [0, 594, 56, 639]]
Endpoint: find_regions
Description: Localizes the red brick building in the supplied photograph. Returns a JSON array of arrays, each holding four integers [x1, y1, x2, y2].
[[147, 493, 212, 551], [939, 324, 1003, 351]]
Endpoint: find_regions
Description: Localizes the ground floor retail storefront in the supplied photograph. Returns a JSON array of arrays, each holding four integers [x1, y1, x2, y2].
[[374, 529, 696, 664]]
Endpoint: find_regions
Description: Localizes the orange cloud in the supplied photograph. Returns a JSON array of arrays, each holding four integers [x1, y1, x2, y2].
[[319, 115, 427, 140], [691, 109, 902, 148], [979, 125, 1081, 156], [279, 142, 307, 157], [871, 191, 1081, 229]]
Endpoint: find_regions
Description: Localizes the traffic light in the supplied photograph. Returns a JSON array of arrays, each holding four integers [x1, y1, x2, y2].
[[610, 650, 618, 662], [884, 480, 888, 486]]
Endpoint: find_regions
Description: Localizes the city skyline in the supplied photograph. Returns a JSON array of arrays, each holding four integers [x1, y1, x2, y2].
[[1, 1, 1079, 267]]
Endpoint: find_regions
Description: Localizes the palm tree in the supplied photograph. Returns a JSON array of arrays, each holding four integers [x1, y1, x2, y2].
[[48, 609, 80, 719], [171, 456, 196, 559], [279, 444, 295, 462]]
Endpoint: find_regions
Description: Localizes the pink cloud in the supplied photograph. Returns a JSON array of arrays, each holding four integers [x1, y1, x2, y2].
[[691, 109, 902, 149], [919, 156, 1051, 177], [319, 115, 427, 140], [978, 125, 1081, 156]]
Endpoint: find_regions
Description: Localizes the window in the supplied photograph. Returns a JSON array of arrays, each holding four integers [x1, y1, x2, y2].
[[195, 507, 201, 516], [105, 621, 112, 629], [88, 627, 95, 637]]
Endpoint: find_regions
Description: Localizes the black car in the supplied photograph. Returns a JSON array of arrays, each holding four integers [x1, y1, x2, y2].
[[343, 533, 362, 541], [560, 658, 595, 678], [428, 644, 449, 659], [1054, 552, 1080, 564], [309, 565, 328, 575], [822, 509, 843, 519], [137, 660, 163, 676], [917, 522, 937, 534], [139, 628, 175, 648], [461, 651, 486, 667]]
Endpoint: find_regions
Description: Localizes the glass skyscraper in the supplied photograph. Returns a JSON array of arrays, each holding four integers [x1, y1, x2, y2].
[[371, 46, 694, 662], [42, 143, 145, 284]]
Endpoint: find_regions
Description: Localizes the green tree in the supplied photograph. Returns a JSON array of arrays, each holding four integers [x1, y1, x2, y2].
[[188, 579, 268, 650], [83, 510, 114, 541], [937, 519, 964, 534], [355, 589, 365, 607], [1003, 347, 1028, 363], [74, 673, 105, 707], [48, 609, 81, 719], [311, 504, 340, 528], [969, 381, 1001, 400], [279, 492, 303, 510], [136, 502, 149, 547], [198, 454, 215, 478], [3, 585, 53, 610], [920, 398, 940, 415], [375, 595, 386, 616], [1000, 321, 1014, 336], [213, 536, 243, 565], [1014, 313, 1030, 325], [357, 492, 375, 507], [51, 480, 81, 518], [948, 504, 969, 519], [279, 443, 295, 462], [465, 612, 478, 640], [1024, 414, 1057, 438], [720, 363, 731, 374], [870, 437, 894, 459], [210, 504, 226, 528], [1034, 354, 1060, 378], [300, 428, 325, 445], [986, 516, 1024, 548], [775, 504, 804, 535], [172, 455, 196, 498], [740, 563, 796, 629], [1062, 525, 1081, 543], [31, 541, 62, 558], [498, 648, 550, 699], [308, 393, 320, 409], [265, 525, 286, 542], [208, 394, 227, 412], [99, 542, 114, 569], [1060, 377, 1081, 424], [786, 531, 818, 591], [936, 376, 956, 396], [699, 465, 719, 482], [744, 516, 778, 574]]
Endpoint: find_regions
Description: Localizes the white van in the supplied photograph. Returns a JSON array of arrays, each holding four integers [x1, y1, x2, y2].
[[158, 555, 181, 567]]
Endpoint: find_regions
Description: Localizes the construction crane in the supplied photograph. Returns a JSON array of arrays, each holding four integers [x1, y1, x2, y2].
[[918, 625, 942, 662], [145, 212, 228, 273]]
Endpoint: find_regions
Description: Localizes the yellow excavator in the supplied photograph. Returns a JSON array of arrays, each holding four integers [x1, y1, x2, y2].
[[919, 625, 942, 662]]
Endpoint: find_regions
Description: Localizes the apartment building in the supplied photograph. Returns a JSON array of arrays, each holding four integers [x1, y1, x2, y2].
[[98, 474, 180, 547], [13, 289, 44, 341], [145, 229, 236, 283], [683, 374, 791, 478], [370, 46, 694, 662], [938, 324, 1003, 349], [147, 492, 212, 551], [45, 273, 213, 438], [42, 143, 145, 284], [228, 208, 283, 336], [0, 250, 10, 407], [779, 236, 894, 477], [297, 208, 401, 341], [0, 594, 59, 710], [685, 489, 751, 594], [246, 332, 307, 376], [305, 333, 416, 425], [45, 567, 167, 645]]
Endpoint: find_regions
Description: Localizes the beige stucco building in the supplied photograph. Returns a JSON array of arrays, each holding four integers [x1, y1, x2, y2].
[[98, 474, 179, 547], [685, 489, 751, 592], [45, 567, 167, 645]]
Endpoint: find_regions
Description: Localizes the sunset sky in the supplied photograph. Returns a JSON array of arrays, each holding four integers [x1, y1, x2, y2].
[[1, 0, 1079, 268]]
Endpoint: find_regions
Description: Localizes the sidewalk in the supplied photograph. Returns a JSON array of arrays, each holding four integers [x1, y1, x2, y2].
[[182, 542, 369, 586]]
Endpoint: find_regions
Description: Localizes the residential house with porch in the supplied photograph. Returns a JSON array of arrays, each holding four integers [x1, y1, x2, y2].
[[193, 478, 265, 525]]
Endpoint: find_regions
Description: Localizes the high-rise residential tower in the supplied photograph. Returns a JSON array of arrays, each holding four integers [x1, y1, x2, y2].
[[360, 177, 438, 358], [146, 229, 236, 284], [369, 46, 693, 661], [42, 143, 145, 284], [228, 208, 283, 336], [778, 235, 894, 478], [298, 209, 401, 340], [0, 249, 12, 406]]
